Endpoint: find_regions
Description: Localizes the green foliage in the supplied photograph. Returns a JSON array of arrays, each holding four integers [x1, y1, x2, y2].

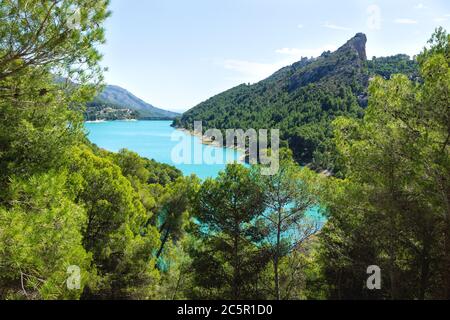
[[111, 148, 182, 186], [0, 172, 93, 299], [154, 235, 195, 300], [0, 0, 183, 300], [0, 0, 109, 84], [67, 146, 161, 299], [176, 35, 369, 170], [1, 0, 447, 302], [0, 72, 85, 198], [316, 28, 450, 299], [154, 175, 200, 261], [257, 149, 322, 299], [87, 85, 179, 120], [367, 54, 419, 80], [190, 164, 268, 299], [85, 102, 138, 121], [0, 0, 109, 195]]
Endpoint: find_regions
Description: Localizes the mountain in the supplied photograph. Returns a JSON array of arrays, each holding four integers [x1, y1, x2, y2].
[[174, 33, 418, 172], [87, 85, 179, 120]]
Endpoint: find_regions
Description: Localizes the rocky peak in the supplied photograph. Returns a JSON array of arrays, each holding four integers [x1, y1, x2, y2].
[[339, 33, 367, 61]]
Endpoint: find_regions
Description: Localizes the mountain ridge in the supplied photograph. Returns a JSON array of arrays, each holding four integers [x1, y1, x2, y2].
[[175, 33, 418, 171], [86, 85, 179, 120]]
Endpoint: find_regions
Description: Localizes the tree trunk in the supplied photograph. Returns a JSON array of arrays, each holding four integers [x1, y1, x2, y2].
[[172, 268, 184, 300], [418, 239, 431, 300], [274, 217, 282, 300], [439, 175, 450, 299], [444, 216, 450, 299], [274, 257, 280, 300], [156, 226, 171, 259], [233, 233, 240, 299]]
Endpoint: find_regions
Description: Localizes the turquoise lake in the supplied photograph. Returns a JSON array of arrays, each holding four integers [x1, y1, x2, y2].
[[85, 120, 326, 224], [84, 120, 244, 180]]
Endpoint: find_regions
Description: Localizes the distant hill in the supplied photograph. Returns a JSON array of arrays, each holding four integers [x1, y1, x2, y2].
[[175, 33, 418, 172], [87, 85, 179, 120]]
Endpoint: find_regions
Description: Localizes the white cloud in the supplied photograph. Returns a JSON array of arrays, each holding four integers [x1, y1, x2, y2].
[[297, 24, 304, 29], [394, 18, 418, 24], [322, 21, 351, 31], [221, 44, 337, 83], [414, 3, 427, 9]]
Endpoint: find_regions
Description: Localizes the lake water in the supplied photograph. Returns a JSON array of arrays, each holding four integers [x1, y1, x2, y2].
[[84, 120, 244, 180], [85, 120, 326, 224]]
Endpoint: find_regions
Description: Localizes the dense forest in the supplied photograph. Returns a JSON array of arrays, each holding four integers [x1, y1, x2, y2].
[[175, 34, 420, 173], [0, 1, 449, 300]]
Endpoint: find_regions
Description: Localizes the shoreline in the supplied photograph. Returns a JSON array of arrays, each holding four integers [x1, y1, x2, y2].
[[85, 118, 175, 122], [84, 120, 248, 164], [175, 127, 248, 164]]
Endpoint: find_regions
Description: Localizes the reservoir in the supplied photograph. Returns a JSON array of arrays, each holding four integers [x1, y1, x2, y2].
[[84, 120, 244, 180]]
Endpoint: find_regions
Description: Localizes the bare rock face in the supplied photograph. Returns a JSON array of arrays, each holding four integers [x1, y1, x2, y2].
[[285, 33, 369, 92], [343, 33, 367, 61]]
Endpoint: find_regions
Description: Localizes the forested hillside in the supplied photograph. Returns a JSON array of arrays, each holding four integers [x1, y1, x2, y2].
[[86, 85, 179, 120], [367, 54, 419, 80], [84, 103, 138, 121], [175, 34, 419, 172]]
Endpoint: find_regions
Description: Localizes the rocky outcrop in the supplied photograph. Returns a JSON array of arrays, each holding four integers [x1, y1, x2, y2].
[[342, 33, 367, 61]]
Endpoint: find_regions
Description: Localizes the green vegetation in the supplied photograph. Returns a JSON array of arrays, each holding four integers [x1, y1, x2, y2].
[[175, 34, 419, 174], [0, 0, 185, 299], [316, 28, 450, 299], [367, 54, 419, 80], [87, 84, 179, 120], [0, 0, 448, 300], [85, 102, 138, 121], [190, 164, 267, 299]]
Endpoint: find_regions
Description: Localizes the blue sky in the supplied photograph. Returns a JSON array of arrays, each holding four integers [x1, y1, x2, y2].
[[100, 0, 450, 113]]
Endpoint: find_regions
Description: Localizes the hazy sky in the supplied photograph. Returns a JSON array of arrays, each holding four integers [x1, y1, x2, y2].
[[100, 0, 450, 113]]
